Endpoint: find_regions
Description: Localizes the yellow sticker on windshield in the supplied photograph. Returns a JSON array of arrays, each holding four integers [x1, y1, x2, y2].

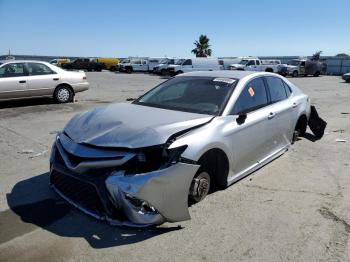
[[248, 87, 255, 97]]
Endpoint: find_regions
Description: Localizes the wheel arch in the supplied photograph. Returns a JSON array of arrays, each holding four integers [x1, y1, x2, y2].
[[54, 83, 74, 96], [192, 147, 230, 188]]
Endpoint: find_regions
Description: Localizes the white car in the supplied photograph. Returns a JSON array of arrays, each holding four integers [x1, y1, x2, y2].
[[229, 58, 282, 73], [167, 58, 222, 76], [0, 60, 89, 103]]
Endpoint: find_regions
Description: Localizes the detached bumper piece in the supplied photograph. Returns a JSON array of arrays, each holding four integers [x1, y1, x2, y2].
[[50, 132, 200, 226], [308, 105, 327, 139]]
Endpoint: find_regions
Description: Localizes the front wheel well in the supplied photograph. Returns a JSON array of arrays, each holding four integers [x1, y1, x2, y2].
[[197, 148, 229, 189]]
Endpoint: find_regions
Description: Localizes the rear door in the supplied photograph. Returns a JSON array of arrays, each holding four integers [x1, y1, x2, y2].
[[26, 62, 59, 97], [264, 76, 295, 151], [0, 63, 28, 100]]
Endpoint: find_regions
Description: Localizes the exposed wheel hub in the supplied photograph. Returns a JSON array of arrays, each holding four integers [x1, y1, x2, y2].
[[189, 172, 210, 203]]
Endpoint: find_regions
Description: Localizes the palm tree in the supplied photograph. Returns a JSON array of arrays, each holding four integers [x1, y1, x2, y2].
[[191, 34, 212, 57]]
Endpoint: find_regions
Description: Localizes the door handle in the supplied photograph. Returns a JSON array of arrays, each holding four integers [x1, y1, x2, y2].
[[292, 102, 298, 108], [268, 112, 275, 119], [19, 80, 26, 83], [53, 78, 59, 81]]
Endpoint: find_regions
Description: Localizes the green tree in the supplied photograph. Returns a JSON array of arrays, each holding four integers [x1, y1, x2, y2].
[[191, 34, 212, 57]]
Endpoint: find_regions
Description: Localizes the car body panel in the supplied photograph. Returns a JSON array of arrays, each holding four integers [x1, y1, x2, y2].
[[64, 103, 213, 148]]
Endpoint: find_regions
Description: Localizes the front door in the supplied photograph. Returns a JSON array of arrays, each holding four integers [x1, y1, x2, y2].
[[0, 63, 28, 100], [227, 77, 273, 175]]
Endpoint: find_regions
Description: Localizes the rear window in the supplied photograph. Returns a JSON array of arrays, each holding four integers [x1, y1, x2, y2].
[[265, 76, 288, 103]]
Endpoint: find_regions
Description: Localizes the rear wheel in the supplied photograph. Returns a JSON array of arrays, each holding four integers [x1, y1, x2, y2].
[[313, 71, 320, 77], [54, 85, 73, 103]]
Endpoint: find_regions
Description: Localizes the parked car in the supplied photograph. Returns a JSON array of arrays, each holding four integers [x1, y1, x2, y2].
[[286, 59, 322, 77], [119, 58, 149, 73], [61, 58, 104, 72], [342, 72, 350, 82], [49, 70, 311, 226], [229, 58, 283, 73], [93, 57, 120, 71], [148, 58, 165, 71], [119, 58, 165, 73], [0, 60, 89, 103], [167, 58, 221, 76], [218, 58, 242, 70], [153, 58, 181, 75], [49, 58, 71, 67]]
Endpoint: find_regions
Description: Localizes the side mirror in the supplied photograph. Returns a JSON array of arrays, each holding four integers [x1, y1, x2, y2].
[[236, 113, 247, 125]]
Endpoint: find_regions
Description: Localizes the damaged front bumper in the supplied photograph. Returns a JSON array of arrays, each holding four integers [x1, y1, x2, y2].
[[50, 137, 200, 226]]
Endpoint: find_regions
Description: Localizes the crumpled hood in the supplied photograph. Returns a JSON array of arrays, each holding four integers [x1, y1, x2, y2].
[[63, 103, 212, 148]]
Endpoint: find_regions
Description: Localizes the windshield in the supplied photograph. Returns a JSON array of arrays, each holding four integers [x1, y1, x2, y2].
[[159, 59, 168, 64], [239, 59, 249, 65], [135, 76, 237, 115], [121, 59, 130, 64], [175, 59, 185, 65], [290, 60, 300, 66]]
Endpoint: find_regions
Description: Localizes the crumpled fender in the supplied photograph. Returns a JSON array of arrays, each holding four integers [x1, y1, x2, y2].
[[105, 162, 200, 223]]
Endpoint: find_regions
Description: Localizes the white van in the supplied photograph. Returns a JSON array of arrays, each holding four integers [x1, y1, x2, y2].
[[167, 58, 222, 76]]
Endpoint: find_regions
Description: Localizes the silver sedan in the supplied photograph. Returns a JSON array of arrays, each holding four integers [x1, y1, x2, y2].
[[50, 71, 311, 226], [0, 60, 89, 103]]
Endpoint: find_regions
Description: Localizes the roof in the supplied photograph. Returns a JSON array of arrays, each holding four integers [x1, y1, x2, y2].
[[178, 70, 257, 79], [0, 60, 49, 64]]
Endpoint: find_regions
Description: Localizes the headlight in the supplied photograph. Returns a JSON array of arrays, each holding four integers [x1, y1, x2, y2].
[[123, 145, 188, 175]]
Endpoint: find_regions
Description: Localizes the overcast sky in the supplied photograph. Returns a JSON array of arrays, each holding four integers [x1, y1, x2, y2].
[[1, 0, 349, 57]]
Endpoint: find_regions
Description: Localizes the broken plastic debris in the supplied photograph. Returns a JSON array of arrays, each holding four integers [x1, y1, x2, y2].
[[19, 149, 34, 154], [29, 150, 48, 159], [335, 139, 347, 143]]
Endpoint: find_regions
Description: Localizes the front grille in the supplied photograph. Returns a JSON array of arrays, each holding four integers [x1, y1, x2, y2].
[[51, 170, 105, 216]]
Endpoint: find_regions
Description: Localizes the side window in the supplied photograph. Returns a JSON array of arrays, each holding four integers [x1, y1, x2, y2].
[[132, 60, 141, 64], [231, 77, 268, 114], [282, 81, 292, 97], [246, 60, 255, 66], [0, 63, 26, 78], [266, 76, 288, 103], [256, 60, 260, 65], [183, 59, 192, 65], [27, 63, 56, 76]]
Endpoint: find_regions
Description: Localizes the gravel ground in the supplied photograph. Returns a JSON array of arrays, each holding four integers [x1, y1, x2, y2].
[[0, 72, 349, 262]]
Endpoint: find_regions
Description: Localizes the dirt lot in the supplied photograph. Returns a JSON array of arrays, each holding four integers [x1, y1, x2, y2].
[[0, 72, 349, 262]]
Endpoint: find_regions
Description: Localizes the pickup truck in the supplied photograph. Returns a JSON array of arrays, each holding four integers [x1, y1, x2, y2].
[[285, 59, 322, 77], [61, 58, 104, 72], [229, 58, 283, 73]]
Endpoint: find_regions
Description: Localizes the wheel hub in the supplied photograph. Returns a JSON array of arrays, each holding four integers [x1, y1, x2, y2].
[[57, 88, 69, 102], [189, 172, 210, 203]]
